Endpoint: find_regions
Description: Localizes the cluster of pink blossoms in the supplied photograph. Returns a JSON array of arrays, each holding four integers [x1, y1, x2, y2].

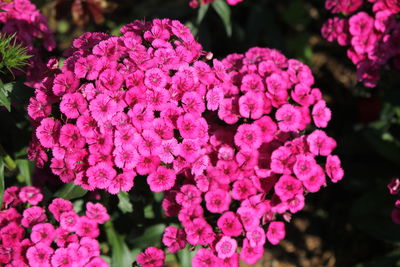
[[28, 18, 226, 193], [388, 177, 400, 224], [322, 0, 400, 87], [188, 0, 243, 8], [0, 0, 55, 86], [27, 18, 343, 266], [142, 47, 344, 267], [0, 186, 109, 266]]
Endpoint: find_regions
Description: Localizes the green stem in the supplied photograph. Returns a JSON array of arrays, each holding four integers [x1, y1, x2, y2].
[[3, 155, 16, 171], [0, 144, 16, 171]]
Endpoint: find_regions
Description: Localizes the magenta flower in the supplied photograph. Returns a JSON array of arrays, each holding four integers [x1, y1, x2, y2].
[[216, 236, 237, 259], [217, 211, 243, 237], [136, 247, 165, 267], [26, 243, 54, 267], [162, 226, 187, 253], [267, 221, 286, 245], [19, 186, 43, 205], [192, 248, 220, 267]]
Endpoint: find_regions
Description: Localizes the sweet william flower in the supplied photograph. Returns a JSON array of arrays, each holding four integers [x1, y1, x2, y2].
[[0, 186, 109, 266], [137, 247, 165, 267]]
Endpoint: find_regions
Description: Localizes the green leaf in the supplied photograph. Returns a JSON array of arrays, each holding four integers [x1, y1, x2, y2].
[[131, 224, 165, 249], [177, 246, 194, 267], [0, 79, 10, 111], [54, 183, 87, 200], [105, 221, 134, 267], [0, 155, 4, 207], [197, 3, 209, 25], [118, 192, 133, 213], [15, 159, 33, 186], [211, 0, 232, 37], [73, 199, 84, 214]]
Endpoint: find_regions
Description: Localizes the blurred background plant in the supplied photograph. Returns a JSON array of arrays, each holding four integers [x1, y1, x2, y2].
[[1, 0, 400, 266]]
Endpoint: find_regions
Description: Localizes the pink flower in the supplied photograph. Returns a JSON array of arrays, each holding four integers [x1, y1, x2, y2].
[[388, 178, 400, 195], [53, 71, 80, 96], [147, 166, 176, 192], [216, 236, 237, 259], [85, 202, 110, 224], [206, 86, 224, 111], [185, 218, 215, 245], [144, 68, 168, 90], [293, 154, 318, 181], [232, 179, 257, 200], [136, 247, 165, 267], [21, 206, 47, 228], [162, 226, 186, 253], [108, 171, 135, 194], [98, 69, 124, 91], [60, 211, 80, 232], [217, 211, 243, 237], [51, 247, 76, 267], [302, 165, 326, 193], [182, 91, 205, 115], [30, 223, 55, 245], [267, 221, 285, 245], [179, 139, 201, 163], [0, 222, 24, 246], [60, 93, 87, 119], [76, 216, 100, 238], [59, 124, 85, 148], [234, 124, 262, 150], [246, 226, 266, 247], [87, 257, 108, 267], [274, 175, 303, 201], [307, 130, 337, 156], [159, 139, 180, 163], [192, 248, 220, 267], [254, 116, 277, 143], [136, 155, 161, 175], [26, 243, 54, 267], [312, 100, 331, 128], [240, 238, 264, 265], [176, 185, 202, 207], [177, 113, 200, 139], [49, 198, 73, 221], [239, 92, 264, 119], [205, 189, 231, 213], [87, 163, 116, 190], [19, 186, 43, 205], [36, 118, 60, 148], [275, 104, 302, 132], [89, 94, 120, 123], [326, 155, 344, 182], [270, 146, 296, 174]]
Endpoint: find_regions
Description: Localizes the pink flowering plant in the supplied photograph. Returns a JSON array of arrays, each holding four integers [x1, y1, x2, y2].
[[322, 0, 400, 87], [25, 17, 345, 266], [0, 186, 109, 266]]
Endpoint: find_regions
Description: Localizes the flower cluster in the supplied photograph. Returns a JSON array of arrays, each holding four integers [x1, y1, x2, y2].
[[321, 0, 400, 87], [139, 47, 344, 266], [188, 0, 243, 9], [28, 18, 223, 194], [0, 186, 109, 266], [0, 0, 55, 86], [388, 177, 400, 224], [28, 18, 343, 266]]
